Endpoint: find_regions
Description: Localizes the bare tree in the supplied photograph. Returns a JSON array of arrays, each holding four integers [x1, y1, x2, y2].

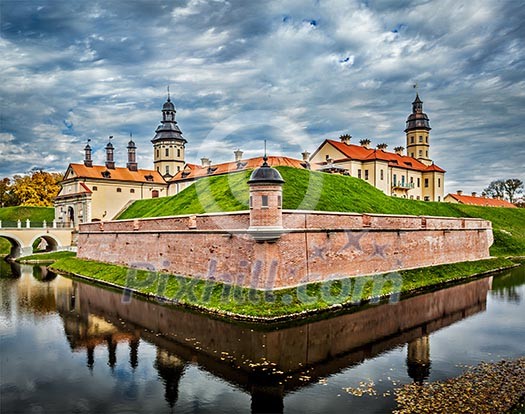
[[484, 179, 506, 199], [504, 178, 523, 203]]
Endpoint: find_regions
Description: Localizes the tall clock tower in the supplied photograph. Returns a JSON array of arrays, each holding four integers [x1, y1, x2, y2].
[[152, 92, 187, 178], [405, 93, 432, 166]]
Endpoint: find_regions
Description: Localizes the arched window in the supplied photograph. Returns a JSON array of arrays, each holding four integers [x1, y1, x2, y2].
[[165, 148, 169, 157], [177, 149, 181, 157]]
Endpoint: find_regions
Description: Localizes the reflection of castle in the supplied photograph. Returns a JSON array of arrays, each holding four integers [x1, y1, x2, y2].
[[48, 274, 490, 412]]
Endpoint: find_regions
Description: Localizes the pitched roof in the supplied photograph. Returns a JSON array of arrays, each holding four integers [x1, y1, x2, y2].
[[318, 139, 446, 173], [446, 193, 516, 208], [170, 156, 307, 182], [66, 163, 166, 184]]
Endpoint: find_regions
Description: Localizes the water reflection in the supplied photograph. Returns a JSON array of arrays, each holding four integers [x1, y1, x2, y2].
[[2, 262, 512, 413]]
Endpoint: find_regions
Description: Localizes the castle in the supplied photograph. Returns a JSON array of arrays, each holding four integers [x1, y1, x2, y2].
[[54, 92, 445, 226]]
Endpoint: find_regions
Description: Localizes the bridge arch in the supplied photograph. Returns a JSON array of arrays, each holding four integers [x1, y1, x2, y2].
[[30, 233, 61, 253], [0, 233, 26, 259]]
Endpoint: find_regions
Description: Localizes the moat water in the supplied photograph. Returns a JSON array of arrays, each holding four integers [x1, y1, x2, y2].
[[0, 261, 524, 414]]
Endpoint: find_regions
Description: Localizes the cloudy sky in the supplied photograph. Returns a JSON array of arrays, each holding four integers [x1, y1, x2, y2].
[[1, 0, 524, 194]]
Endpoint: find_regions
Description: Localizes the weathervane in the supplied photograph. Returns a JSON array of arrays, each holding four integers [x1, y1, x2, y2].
[[413, 82, 419, 92], [262, 139, 269, 166]]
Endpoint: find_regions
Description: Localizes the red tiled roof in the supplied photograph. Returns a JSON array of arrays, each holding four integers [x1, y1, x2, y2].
[[67, 164, 166, 184], [170, 156, 307, 182], [446, 193, 516, 208], [321, 140, 446, 173]]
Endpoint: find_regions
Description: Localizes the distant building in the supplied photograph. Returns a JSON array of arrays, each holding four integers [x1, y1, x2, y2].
[[168, 152, 307, 194], [309, 94, 446, 201], [444, 191, 516, 208]]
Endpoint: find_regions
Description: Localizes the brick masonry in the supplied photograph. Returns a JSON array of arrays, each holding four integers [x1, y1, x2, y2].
[[77, 210, 493, 290]]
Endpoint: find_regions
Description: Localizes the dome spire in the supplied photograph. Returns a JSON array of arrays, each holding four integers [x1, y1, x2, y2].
[[167, 85, 171, 102]]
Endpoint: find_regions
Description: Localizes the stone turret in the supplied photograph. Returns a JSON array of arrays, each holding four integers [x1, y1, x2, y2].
[[127, 135, 138, 171], [247, 155, 285, 242]]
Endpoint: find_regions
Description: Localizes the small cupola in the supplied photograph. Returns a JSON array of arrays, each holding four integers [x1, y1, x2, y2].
[[84, 139, 93, 167], [105, 136, 115, 169], [234, 149, 243, 162], [360, 139, 371, 149], [127, 134, 138, 171], [394, 146, 404, 155]]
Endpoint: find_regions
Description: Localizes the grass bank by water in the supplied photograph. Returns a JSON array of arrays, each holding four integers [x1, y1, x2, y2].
[[50, 256, 515, 321], [17, 251, 76, 263], [116, 167, 525, 257]]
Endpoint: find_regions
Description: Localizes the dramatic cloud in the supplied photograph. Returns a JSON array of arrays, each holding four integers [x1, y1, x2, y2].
[[1, 0, 524, 194]]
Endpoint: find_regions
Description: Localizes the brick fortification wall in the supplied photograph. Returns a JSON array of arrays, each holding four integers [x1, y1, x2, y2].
[[77, 210, 493, 290]]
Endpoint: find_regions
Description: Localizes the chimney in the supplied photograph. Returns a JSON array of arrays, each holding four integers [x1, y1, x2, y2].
[[471, 192, 477, 197], [339, 134, 351, 145], [200, 157, 211, 167], [377, 143, 388, 151], [105, 136, 115, 169], [84, 139, 93, 167], [481, 192, 487, 198], [394, 146, 404, 155], [359, 139, 371, 149], [234, 149, 243, 162], [301, 150, 310, 162], [457, 190, 463, 196], [127, 136, 138, 171]]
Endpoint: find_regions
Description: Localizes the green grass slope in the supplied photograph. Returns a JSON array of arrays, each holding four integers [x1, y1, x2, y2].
[[117, 167, 525, 256], [0, 206, 55, 223]]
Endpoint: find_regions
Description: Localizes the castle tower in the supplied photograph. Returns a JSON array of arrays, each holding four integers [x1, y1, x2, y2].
[[83, 139, 93, 167], [247, 155, 285, 242], [152, 90, 187, 178], [405, 93, 432, 166]]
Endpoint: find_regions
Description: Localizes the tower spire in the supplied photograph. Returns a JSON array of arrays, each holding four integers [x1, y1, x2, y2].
[[167, 85, 170, 102]]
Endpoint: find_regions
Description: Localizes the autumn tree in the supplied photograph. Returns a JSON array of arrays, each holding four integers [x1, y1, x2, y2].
[[9, 170, 63, 207]]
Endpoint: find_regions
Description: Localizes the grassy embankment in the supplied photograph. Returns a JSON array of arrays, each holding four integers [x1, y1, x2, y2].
[[50, 256, 514, 319], [118, 167, 525, 257], [0, 206, 55, 255]]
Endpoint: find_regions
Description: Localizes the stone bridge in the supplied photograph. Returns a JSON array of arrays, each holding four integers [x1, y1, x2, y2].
[[0, 220, 75, 258]]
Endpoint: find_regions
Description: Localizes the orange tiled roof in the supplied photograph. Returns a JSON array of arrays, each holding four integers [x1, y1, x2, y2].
[[322, 140, 446, 173], [170, 156, 307, 182], [67, 163, 166, 184], [446, 193, 516, 208]]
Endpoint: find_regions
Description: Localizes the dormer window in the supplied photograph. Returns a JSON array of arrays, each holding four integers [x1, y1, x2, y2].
[[144, 175, 154, 182], [101, 170, 111, 178], [207, 166, 217, 175]]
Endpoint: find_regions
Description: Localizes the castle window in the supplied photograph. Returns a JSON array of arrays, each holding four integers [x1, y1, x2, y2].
[[410, 177, 414, 183], [92, 186, 97, 191], [419, 136, 423, 142], [380, 169, 384, 180], [165, 166, 170, 175], [417, 196, 420, 200], [411, 152, 414, 157], [357, 169, 362, 179], [364, 170, 369, 180], [249, 196, 253, 209], [130, 189, 135, 193], [116, 188, 122, 193], [261, 195, 268, 208], [278, 195, 282, 208], [426, 137, 429, 143], [426, 151, 428, 157], [417, 178, 420, 187], [419, 150, 423, 157], [410, 195, 414, 199], [438, 196, 441, 202], [177, 166, 180, 172], [393, 174, 397, 185], [424, 196, 430, 201], [156, 149, 160, 158], [165, 148, 169, 157], [177, 149, 181, 157], [152, 190, 159, 198], [438, 178, 441, 187], [410, 136, 414, 144], [424, 178, 429, 188]]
